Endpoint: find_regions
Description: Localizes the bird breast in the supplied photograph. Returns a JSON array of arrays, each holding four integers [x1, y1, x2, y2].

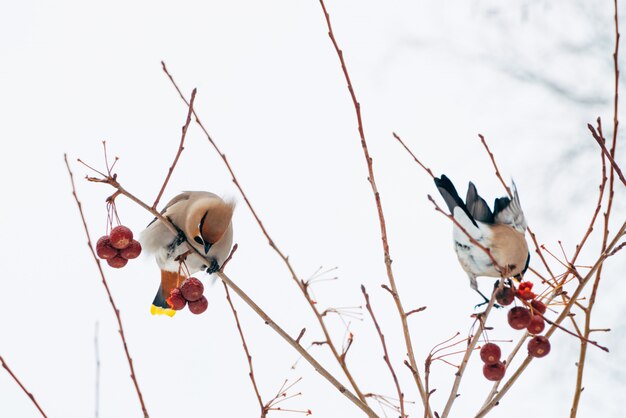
[[488, 224, 528, 277]]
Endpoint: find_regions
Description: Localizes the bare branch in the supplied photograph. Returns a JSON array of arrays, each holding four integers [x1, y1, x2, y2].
[[0, 355, 48, 418], [222, 281, 266, 417], [588, 123, 625, 186], [64, 155, 149, 418], [362, 285, 406, 418], [316, 2, 430, 413], [152, 88, 197, 210], [392, 132, 435, 178], [440, 290, 498, 418], [160, 62, 370, 409]]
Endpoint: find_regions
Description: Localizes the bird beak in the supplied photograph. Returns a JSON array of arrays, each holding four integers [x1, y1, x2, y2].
[[204, 241, 212, 254]]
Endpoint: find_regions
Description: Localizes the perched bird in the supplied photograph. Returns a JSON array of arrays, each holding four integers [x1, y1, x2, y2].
[[434, 175, 530, 304], [141, 191, 234, 316]]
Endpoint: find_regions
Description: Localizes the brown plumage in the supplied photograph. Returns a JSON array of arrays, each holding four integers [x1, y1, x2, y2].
[[141, 191, 235, 316], [489, 224, 529, 278], [434, 174, 530, 305]]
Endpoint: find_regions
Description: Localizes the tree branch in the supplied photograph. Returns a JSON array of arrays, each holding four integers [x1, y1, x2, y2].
[[316, 2, 430, 414], [64, 155, 149, 418]]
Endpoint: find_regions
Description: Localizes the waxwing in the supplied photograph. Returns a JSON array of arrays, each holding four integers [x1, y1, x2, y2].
[[141, 191, 234, 316]]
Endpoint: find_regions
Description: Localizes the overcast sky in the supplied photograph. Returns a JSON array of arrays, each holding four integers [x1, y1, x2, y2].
[[1, 1, 625, 417]]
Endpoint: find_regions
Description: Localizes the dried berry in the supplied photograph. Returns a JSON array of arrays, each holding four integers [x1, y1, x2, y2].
[[528, 336, 551, 358], [508, 306, 532, 330], [180, 277, 204, 302], [188, 296, 208, 315], [120, 240, 142, 259], [96, 236, 117, 259], [110, 225, 133, 250], [527, 315, 545, 334], [495, 286, 515, 306], [480, 343, 502, 365], [483, 361, 506, 381], [106, 255, 128, 269], [166, 288, 187, 310], [530, 299, 547, 315]]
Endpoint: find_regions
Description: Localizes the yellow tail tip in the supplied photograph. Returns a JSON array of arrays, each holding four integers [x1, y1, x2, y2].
[[151, 305, 176, 317]]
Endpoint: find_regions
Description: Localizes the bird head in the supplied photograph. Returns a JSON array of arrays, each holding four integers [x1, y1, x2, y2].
[[185, 198, 234, 254]]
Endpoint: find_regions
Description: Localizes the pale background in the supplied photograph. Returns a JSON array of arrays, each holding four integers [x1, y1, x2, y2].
[[1, 1, 625, 417]]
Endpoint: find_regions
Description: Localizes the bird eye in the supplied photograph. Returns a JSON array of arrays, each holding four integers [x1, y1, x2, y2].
[[194, 236, 204, 245]]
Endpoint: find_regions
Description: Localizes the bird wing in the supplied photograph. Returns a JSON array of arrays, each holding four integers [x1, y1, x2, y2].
[[493, 180, 527, 233], [452, 206, 485, 243], [466, 182, 494, 224], [434, 175, 478, 227]]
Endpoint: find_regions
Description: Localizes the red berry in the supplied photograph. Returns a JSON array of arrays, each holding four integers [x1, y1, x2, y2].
[[120, 240, 142, 259], [483, 361, 506, 381], [96, 236, 117, 259], [110, 225, 133, 249], [166, 288, 187, 310], [508, 307, 532, 330], [480, 343, 502, 365], [495, 286, 515, 306], [188, 296, 208, 314], [531, 300, 547, 315], [180, 277, 204, 302], [528, 336, 551, 358], [106, 255, 128, 268], [527, 315, 545, 334], [516, 281, 536, 300]]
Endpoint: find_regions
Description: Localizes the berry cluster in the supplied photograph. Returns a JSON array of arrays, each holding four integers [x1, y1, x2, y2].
[[166, 277, 208, 315], [480, 281, 552, 381], [480, 343, 505, 381], [96, 225, 142, 268], [504, 282, 551, 358]]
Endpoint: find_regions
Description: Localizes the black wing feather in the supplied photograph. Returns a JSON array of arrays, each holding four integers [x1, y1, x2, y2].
[[434, 175, 478, 227], [466, 182, 494, 224], [493, 197, 511, 218]]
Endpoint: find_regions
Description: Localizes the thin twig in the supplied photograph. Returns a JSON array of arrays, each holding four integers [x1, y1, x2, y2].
[[440, 290, 498, 418], [222, 280, 266, 417], [0, 355, 48, 418], [220, 243, 265, 417], [362, 286, 406, 418], [588, 123, 625, 186], [572, 119, 608, 267], [477, 134, 557, 282], [160, 62, 370, 411], [572, 6, 621, 416], [478, 134, 512, 196], [152, 88, 197, 210], [607, 241, 625, 257], [406, 307, 427, 317], [64, 155, 149, 418], [479, 331, 529, 411], [316, 2, 430, 414], [392, 132, 435, 178]]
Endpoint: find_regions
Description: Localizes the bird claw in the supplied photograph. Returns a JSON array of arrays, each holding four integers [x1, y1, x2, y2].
[[474, 295, 501, 310]]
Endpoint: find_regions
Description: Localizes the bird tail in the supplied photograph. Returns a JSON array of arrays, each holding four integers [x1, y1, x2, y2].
[[434, 175, 464, 212], [150, 270, 185, 317], [434, 175, 477, 227]]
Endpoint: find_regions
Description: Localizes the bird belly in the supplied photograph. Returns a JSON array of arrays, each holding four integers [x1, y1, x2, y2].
[[454, 240, 500, 278]]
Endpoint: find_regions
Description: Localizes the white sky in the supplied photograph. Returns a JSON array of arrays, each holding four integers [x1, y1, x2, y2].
[[1, 1, 625, 417]]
